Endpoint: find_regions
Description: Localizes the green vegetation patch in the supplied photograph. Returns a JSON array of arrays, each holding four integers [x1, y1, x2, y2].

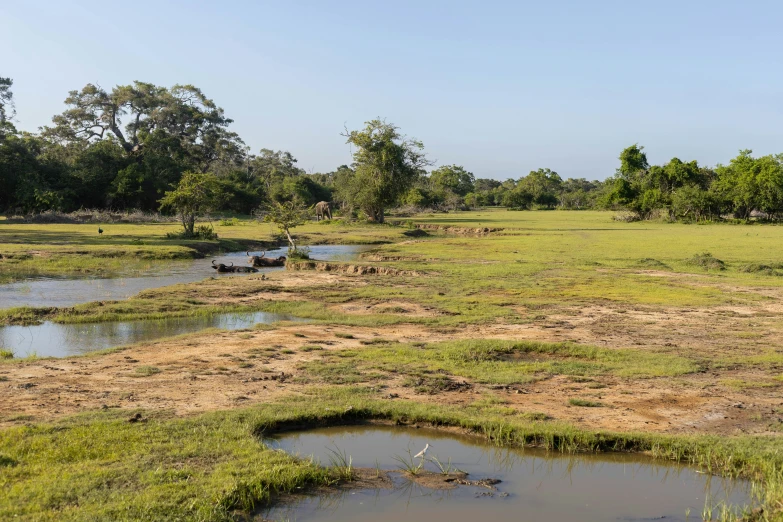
[[356, 340, 698, 384], [568, 398, 605, 407], [685, 252, 726, 271], [738, 263, 783, 275], [637, 258, 670, 270], [132, 366, 161, 377], [0, 391, 781, 520]]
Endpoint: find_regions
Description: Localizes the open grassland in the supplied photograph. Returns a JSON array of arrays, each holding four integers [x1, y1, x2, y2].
[[2, 210, 783, 520]]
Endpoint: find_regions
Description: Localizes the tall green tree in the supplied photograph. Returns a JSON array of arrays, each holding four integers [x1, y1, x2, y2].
[[261, 198, 311, 251], [0, 77, 16, 141], [336, 119, 430, 222], [43, 82, 245, 206], [430, 165, 475, 197], [249, 149, 303, 190], [618, 144, 649, 179], [518, 168, 562, 208], [159, 171, 225, 236], [715, 150, 783, 218]]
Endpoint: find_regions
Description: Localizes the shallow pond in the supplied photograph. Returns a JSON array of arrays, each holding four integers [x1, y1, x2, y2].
[[0, 311, 302, 358], [262, 426, 752, 522], [0, 245, 370, 309]]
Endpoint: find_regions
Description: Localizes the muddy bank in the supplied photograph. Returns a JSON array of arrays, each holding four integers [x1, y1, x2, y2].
[[392, 223, 503, 235], [359, 253, 432, 262], [286, 261, 424, 276]]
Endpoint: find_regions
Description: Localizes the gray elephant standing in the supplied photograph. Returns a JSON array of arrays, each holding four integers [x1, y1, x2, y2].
[[315, 201, 332, 221]]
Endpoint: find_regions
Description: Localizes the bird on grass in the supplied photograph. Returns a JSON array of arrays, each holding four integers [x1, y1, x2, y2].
[[98, 227, 103, 235], [414, 443, 431, 459]]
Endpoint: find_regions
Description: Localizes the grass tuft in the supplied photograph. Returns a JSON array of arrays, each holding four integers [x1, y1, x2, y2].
[[685, 252, 726, 270], [132, 366, 162, 377], [568, 398, 604, 407]]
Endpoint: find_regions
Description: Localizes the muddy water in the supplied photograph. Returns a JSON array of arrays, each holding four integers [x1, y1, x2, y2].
[[0, 245, 370, 309], [262, 426, 751, 522], [0, 311, 302, 358]]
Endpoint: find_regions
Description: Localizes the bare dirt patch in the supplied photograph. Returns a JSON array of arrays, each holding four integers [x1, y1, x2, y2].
[[2, 319, 781, 436]]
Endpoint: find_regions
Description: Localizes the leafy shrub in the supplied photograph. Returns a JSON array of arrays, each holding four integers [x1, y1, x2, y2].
[[738, 263, 783, 275], [685, 252, 725, 270], [287, 246, 311, 260], [637, 258, 670, 269], [195, 225, 218, 240]]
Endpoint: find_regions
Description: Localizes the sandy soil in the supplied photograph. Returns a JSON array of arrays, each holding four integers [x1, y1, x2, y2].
[[1, 270, 782, 436]]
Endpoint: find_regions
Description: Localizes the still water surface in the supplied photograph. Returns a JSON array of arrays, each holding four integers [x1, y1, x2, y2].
[[0, 311, 303, 358], [0, 245, 369, 309], [262, 426, 751, 522]]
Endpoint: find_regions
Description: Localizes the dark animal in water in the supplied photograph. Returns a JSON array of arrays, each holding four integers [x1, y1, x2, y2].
[[247, 251, 287, 267], [315, 201, 332, 221], [212, 260, 259, 273], [98, 227, 103, 235], [212, 259, 258, 274], [211, 260, 233, 273]]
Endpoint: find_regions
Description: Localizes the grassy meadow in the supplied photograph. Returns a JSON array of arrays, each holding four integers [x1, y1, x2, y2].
[[2, 209, 783, 520]]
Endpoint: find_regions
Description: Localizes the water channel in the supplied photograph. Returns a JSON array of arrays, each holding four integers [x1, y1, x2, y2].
[[0, 311, 303, 358], [261, 425, 752, 522], [0, 245, 369, 357], [0, 245, 370, 309]]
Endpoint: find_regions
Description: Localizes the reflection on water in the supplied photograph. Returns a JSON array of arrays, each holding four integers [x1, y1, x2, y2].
[[0, 245, 371, 309], [262, 426, 752, 522], [0, 312, 302, 358]]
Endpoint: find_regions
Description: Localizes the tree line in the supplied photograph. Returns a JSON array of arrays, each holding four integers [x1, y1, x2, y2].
[[602, 145, 783, 221], [1, 77, 781, 225]]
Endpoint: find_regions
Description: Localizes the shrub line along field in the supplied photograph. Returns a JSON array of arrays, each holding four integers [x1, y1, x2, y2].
[[2, 209, 783, 520]]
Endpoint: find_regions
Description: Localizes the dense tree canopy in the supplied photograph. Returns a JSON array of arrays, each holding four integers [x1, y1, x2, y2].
[[336, 119, 430, 222], [0, 77, 16, 141], [159, 171, 225, 236], [3, 76, 783, 223]]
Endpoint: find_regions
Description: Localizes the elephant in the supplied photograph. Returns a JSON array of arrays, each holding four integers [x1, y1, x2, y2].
[[315, 201, 332, 221]]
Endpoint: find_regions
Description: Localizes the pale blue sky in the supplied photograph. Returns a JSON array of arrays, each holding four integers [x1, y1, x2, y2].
[[2, 1, 781, 180]]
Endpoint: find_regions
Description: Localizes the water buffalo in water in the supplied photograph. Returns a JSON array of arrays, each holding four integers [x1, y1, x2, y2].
[[232, 265, 259, 273], [246, 251, 287, 267], [315, 201, 332, 221], [211, 260, 259, 273]]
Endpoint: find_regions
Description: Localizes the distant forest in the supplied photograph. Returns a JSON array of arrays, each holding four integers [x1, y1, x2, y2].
[[1, 77, 782, 222]]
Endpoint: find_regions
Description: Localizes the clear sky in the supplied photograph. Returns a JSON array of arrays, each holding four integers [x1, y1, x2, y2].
[[2, 1, 782, 181]]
